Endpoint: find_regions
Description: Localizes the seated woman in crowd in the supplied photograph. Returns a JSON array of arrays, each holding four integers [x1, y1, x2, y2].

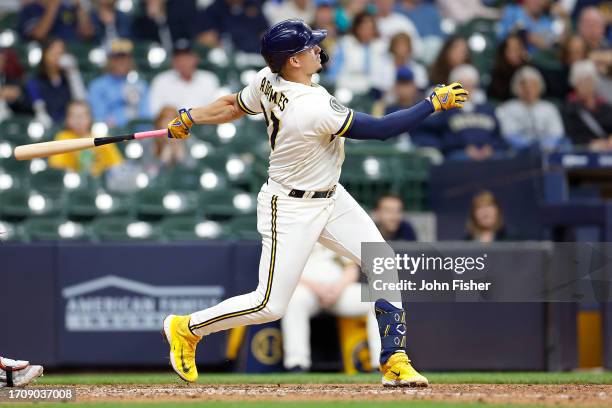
[[26, 38, 87, 127], [428, 35, 470, 86], [386, 32, 428, 90], [326, 11, 393, 96], [562, 60, 612, 151], [488, 33, 530, 102], [496, 66, 565, 152], [49, 100, 123, 177], [465, 190, 510, 243]]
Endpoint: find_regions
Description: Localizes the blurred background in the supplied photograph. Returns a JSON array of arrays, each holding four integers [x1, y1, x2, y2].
[[0, 0, 610, 374]]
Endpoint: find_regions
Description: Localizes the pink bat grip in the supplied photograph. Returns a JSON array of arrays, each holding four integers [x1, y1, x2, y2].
[[133, 129, 168, 140]]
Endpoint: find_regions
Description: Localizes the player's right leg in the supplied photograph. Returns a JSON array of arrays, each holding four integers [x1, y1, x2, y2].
[[0, 357, 43, 388], [163, 184, 330, 382]]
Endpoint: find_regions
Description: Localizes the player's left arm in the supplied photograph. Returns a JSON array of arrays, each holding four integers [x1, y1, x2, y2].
[[343, 82, 468, 141], [167, 94, 246, 139]]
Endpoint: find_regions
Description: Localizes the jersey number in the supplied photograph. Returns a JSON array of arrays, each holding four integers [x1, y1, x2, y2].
[[261, 103, 280, 150]]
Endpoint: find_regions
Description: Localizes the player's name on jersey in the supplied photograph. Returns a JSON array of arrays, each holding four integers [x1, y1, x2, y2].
[[260, 77, 289, 111], [372, 279, 492, 292]]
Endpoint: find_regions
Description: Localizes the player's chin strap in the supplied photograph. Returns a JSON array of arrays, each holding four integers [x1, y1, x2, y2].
[[375, 299, 407, 365]]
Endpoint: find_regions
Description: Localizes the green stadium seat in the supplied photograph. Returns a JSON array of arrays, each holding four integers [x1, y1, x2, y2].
[[198, 188, 256, 219], [1, 115, 32, 144], [22, 218, 91, 242], [64, 189, 132, 220], [29, 168, 66, 197], [226, 215, 259, 240], [0, 219, 24, 242], [160, 216, 225, 241], [0, 13, 18, 30], [91, 217, 161, 241], [0, 189, 60, 220], [135, 188, 198, 220]]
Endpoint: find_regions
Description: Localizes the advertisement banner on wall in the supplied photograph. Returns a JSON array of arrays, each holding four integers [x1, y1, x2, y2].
[[56, 243, 237, 366]]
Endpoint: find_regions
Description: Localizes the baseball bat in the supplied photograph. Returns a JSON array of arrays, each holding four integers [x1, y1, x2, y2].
[[13, 129, 168, 161]]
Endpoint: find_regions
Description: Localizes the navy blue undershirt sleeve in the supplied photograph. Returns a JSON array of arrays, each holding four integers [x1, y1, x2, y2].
[[343, 100, 434, 141]]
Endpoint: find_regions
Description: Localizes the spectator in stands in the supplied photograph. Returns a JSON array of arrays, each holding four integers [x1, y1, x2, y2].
[[132, 0, 198, 51], [387, 32, 428, 90], [88, 39, 150, 128], [372, 193, 417, 241], [428, 35, 471, 86], [441, 64, 505, 160], [436, 0, 500, 24], [488, 33, 529, 101], [335, 0, 370, 34], [197, 0, 269, 54], [465, 190, 509, 243], [563, 60, 612, 151], [497, 0, 559, 52], [18, 0, 95, 43], [49, 100, 123, 177], [578, 7, 612, 88], [383, 67, 440, 149], [578, 7, 609, 52], [141, 105, 195, 178], [0, 47, 31, 121], [496, 66, 565, 151], [312, 1, 338, 56], [26, 38, 87, 127], [543, 34, 588, 100], [398, 0, 443, 39], [281, 243, 380, 372], [149, 39, 220, 117], [91, 0, 132, 46], [326, 12, 394, 96], [374, 0, 422, 58], [264, 0, 315, 25]]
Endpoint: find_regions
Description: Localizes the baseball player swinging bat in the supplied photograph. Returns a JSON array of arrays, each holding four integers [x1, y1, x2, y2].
[[162, 19, 468, 388], [12, 129, 168, 161]]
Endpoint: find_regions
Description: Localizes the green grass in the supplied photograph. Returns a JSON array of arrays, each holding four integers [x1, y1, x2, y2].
[[36, 371, 612, 385]]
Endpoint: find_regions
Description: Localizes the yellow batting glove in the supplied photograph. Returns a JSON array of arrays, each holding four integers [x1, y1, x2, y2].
[[167, 108, 194, 139], [428, 82, 469, 112]]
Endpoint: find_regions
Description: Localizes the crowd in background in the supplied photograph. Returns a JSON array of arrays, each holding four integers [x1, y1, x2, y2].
[[0, 0, 611, 179]]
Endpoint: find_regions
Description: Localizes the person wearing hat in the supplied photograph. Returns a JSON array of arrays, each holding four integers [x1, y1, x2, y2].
[[88, 38, 150, 128], [149, 39, 220, 118]]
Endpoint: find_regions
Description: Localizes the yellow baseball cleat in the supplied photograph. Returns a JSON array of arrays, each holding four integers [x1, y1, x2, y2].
[[380, 352, 429, 387], [163, 314, 201, 383]]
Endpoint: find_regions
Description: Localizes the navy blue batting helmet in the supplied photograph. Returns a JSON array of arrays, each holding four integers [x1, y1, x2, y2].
[[261, 19, 328, 73]]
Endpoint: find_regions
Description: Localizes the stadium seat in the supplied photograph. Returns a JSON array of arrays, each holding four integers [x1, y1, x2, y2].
[[0, 189, 60, 220], [65, 189, 132, 220], [1, 115, 33, 145], [135, 188, 198, 220], [160, 216, 225, 240], [29, 168, 66, 198], [226, 215, 259, 240], [198, 189, 256, 220], [91, 217, 161, 241], [22, 217, 91, 242], [0, 219, 23, 242]]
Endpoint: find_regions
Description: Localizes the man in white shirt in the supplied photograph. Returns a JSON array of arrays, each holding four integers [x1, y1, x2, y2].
[[264, 0, 315, 25], [374, 0, 422, 58], [149, 39, 220, 117]]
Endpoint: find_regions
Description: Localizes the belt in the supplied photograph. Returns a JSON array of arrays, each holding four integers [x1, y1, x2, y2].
[[267, 178, 336, 199]]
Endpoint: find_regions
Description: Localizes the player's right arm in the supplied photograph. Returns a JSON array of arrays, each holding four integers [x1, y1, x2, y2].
[[167, 69, 266, 139], [166, 94, 246, 139]]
